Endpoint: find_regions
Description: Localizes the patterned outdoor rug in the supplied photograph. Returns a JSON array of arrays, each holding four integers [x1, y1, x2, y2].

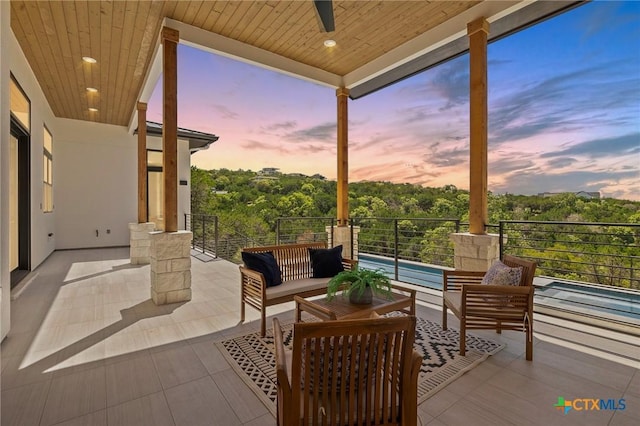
[[215, 315, 504, 415]]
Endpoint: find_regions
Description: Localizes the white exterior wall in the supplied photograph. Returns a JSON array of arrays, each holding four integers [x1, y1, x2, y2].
[[55, 119, 137, 249], [9, 30, 57, 270], [179, 141, 191, 230], [146, 136, 192, 230], [1, 0, 11, 340], [1, 22, 194, 340], [55, 130, 192, 249], [2, 25, 59, 339]]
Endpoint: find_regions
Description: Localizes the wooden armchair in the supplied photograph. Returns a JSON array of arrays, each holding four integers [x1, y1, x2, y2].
[[442, 255, 537, 361], [273, 316, 422, 426]]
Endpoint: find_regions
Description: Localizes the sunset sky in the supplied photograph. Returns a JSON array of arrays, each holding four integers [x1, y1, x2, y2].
[[148, 1, 640, 201]]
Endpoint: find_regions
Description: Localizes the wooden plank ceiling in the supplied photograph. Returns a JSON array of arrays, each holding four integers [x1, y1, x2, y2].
[[10, 0, 481, 127]]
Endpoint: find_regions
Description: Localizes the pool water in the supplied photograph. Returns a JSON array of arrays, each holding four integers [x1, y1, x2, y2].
[[535, 280, 640, 324], [358, 253, 640, 325], [358, 254, 444, 290]]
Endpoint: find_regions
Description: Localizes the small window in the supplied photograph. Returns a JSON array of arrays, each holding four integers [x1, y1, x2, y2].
[[10, 75, 30, 132], [43, 126, 53, 212]]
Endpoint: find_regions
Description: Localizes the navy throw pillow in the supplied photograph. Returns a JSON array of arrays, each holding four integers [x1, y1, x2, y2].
[[241, 251, 282, 288], [309, 245, 344, 278]]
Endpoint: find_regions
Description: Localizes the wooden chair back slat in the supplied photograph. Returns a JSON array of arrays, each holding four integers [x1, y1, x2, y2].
[[275, 316, 420, 425]]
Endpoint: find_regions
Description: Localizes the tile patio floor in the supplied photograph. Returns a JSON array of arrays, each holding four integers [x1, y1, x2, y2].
[[1, 247, 639, 425]]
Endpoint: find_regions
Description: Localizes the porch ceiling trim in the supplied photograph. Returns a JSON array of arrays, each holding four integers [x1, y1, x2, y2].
[[349, 0, 584, 99], [343, 0, 527, 91], [127, 1, 583, 134]]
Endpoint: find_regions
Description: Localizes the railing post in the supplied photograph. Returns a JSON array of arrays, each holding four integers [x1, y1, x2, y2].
[[394, 219, 399, 280], [276, 218, 280, 245], [349, 218, 354, 259], [331, 218, 335, 247], [499, 221, 504, 260], [214, 216, 219, 258], [201, 215, 205, 254], [184, 214, 190, 248]]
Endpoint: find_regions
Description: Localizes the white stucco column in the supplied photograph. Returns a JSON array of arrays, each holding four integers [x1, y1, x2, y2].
[[149, 230, 192, 305], [327, 225, 360, 260], [450, 232, 500, 271], [129, 222, 156, 264]]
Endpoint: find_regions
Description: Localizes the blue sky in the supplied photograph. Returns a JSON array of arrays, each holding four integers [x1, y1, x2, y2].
[[149, 0, 640, 201]]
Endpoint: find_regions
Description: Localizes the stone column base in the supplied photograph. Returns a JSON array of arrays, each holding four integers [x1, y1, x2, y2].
[[450, 232, 500, 271], [326, 225, 360, 260], [150, 230, 192, 305], [129, 222, 156, 264]]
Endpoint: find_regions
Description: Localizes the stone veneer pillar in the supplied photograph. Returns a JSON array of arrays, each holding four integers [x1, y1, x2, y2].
[[129, 222, 156, 264], [450, 232, 500, 271], [327, 225, 360, 260], [149, 230, 193, 305]]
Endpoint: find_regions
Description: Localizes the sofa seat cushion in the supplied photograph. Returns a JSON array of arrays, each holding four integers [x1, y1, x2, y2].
[[265, 278, 330, 300]]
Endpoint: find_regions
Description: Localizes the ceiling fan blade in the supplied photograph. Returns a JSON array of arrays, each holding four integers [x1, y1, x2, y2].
[[313, 0, 335, 32]]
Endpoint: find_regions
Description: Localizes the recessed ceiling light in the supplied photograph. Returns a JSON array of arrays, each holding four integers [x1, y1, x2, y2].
[[323, 39, 336, 48], [82, 56, 97, 64], [86, 87, 98, 93], [88, 107, 98, 112]]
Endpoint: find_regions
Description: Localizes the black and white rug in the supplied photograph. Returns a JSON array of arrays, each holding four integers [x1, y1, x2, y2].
[[215, 316, 504, 415]]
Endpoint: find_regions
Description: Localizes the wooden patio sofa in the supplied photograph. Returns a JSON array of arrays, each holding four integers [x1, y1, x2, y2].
[[240, 242, 356, 336]]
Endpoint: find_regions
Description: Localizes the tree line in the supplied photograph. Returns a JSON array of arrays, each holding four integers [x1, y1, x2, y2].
[[191, 167, 640, 288]]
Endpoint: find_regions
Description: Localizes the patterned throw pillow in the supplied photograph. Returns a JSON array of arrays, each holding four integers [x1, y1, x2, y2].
[[481, 260, 523, 286]]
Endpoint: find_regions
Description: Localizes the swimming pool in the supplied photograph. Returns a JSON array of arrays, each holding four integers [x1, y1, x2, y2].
[[357, 253, 445, 290], [535, 280, 640, 324], [358, 253, 640, 325]]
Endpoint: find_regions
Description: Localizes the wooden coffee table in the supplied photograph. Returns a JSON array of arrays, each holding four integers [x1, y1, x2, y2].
[[294, 284, 416, 322]]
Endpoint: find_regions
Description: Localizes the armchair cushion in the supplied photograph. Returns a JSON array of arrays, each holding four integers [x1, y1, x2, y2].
[[481, 260, 522, 287], [308, 245, 344, 278], [241, 251, 282, 287]]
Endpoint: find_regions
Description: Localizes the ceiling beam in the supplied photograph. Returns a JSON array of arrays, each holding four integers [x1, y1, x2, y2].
[[166, 18, 342, 87]]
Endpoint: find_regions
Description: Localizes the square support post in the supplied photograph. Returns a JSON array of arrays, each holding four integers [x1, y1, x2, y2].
[[468, 18, 489, 234], [162, 27, 179, 233], [450, 232, 500, 271], [326, 225, 360, 260], [137, 102, 148, 224], [150, 231, 192, 304], [336, 87, 349, 227]]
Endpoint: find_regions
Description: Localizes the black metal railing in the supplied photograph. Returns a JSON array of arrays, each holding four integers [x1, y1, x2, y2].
[[185, 214, 273, 263], [186, 214, 639, 290], [185, 214, 219, 257], [351, 217, 461, 272], [216, 234, 273, 263], [275, 217, 335, 245], [275, 216, 460, 276], [499, 221, 640, 290]]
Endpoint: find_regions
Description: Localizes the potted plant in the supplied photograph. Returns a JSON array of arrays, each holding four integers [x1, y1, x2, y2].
[[326, 267, 393, 304]]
